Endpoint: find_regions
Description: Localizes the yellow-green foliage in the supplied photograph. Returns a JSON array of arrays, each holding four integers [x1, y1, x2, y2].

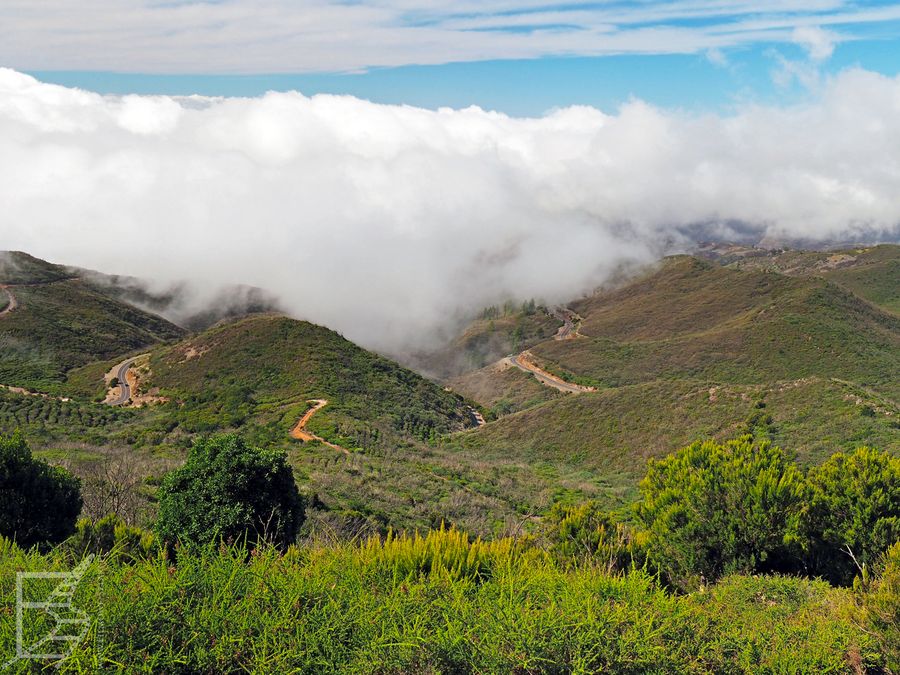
[[65, 515, 157, 561], [0, 528, 883, 673], [544, 500, 641, 571], [636, 436, 805, 590], [860, 540, 900, 671]]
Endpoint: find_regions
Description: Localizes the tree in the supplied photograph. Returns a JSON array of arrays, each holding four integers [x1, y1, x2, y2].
[[156, 434, 304, 550], [635, 436, 804, 589], [797, 447, 900, 585], [0, 432, 82, 548]]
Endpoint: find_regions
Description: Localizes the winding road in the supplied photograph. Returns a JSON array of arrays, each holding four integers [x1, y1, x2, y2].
[[505, 351, 595, 394], [550, 306, 582, 340], [0, 285, 17, 317], [290, 399, 348, 453], [108, 357, 140, 406], [502, 306, 595, 394]]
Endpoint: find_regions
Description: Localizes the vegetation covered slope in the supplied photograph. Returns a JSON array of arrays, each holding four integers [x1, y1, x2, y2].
[[449, 248, 898, 510], [456, 377, 899, 507], [726, 243, 900, 315], [0, 252, 184, 391], [0, 530, 883, 674], [143, 314, 476, 447], [529, 256, 899, 398]]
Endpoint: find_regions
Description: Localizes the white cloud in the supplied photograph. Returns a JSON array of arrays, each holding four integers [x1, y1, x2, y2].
[[0, 1, 897, 73], [792, 25, 838, 60], [0, 68, 898, 353]]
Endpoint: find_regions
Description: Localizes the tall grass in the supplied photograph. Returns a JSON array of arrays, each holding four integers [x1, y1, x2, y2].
[[0, 528, 882, 673]]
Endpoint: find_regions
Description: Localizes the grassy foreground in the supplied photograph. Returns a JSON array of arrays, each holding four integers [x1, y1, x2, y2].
[[0, 529, 885, 674]]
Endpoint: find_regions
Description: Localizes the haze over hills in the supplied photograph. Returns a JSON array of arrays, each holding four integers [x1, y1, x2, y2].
[[0, 245, 896, 530], [446, 244, 899, 507], [0, 251, 184, 391]]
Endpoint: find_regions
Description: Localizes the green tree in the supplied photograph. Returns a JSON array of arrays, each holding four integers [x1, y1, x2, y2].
[[797, 447, 900, 585], [156, 434, 304, 550], [0, 431, 82, 548], [635, 436, 804, 589]]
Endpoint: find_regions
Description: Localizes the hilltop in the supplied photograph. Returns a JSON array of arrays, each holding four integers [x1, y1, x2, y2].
[[0, 251, 184, 391], [144, 314, 476, 445], [448, 245, 898, 509], [521, 255, 899, 398]]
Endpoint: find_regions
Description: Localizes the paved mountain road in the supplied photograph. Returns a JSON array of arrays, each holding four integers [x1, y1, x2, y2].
[[108, 357, 141, 406]]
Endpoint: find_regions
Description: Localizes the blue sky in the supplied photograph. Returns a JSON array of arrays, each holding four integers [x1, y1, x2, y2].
[[4, 1, 900, 114]]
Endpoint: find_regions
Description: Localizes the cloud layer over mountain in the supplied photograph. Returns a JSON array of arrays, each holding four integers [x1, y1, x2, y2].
[[1, 68, 898, 352]]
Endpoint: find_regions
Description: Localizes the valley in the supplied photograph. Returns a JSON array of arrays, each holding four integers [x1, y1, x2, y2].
[[0, 246, 897, 536]]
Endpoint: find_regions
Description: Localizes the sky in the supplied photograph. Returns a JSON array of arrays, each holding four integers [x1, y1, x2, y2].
[[1, 0, 898, 114], [1, 2, 899, 352]]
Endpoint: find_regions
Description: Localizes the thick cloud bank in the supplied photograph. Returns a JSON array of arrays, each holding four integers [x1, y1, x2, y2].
[[1, 68, 898, 352]]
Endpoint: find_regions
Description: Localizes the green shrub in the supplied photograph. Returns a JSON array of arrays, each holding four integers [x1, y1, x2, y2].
[[797, 447, 900, 585], [860, 540, 900, 671], [156, 434, 304, 550], [0, 431, 81, 548], [544, 500, 639, 571], [65, 514, 157, 560], [635, 436, 805, 589], [0, 529, 880, 673]]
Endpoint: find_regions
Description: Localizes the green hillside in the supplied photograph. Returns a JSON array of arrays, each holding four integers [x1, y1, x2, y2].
[[447, 248, 898, 512], [1, 248, 896, 537], [144, 315, 475, 445], [457, 377, 898, 507], [0, 251, 185, 391], [530, 257, 899, 399], [724, 243, 900, 315]]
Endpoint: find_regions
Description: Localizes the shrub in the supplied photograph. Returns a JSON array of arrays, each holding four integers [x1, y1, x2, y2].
[[65, 514, 157, 560], [156, 434, 304, 550], [544, 501, 638, 571], [0, 431, 82, 548], [635, 436, 804, 589], [797, 447, 900, 586], [860, 541, 900, 671]]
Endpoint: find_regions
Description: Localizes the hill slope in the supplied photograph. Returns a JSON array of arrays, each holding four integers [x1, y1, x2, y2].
[[701, 243, 900, 315], [449, 248, 898, 510], [142, 314, 476, 447], [0, 251, 184, 391], [529, 256, 899, 399]]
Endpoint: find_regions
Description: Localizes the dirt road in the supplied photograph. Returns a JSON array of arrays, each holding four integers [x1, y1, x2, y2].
[[505, 350, 595, 394], [290, 399, 349, 453], [0, 286, 16, 317], [467, 406, 487, 427]]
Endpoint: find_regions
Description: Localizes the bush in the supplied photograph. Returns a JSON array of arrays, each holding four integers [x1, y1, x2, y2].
[[797, 447, 900, 585], [0, 431, 82, 548], [65, 514, 157, 560], [860, 540, 900, 671], [543, 501, 639, 571], [156, 434, 304, 550], [635, 436, 804, 589]]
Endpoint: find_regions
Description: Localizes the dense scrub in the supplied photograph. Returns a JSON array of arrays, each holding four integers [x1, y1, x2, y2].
[[0, 276, 183, 391], [0, 529, 889, 674], [149, 315, 474, 447]]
